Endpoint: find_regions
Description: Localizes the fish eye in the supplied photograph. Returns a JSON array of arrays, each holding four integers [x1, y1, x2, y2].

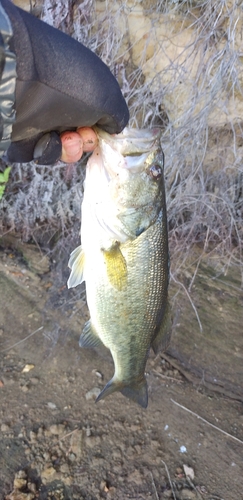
[[148, 164, 162, 180]]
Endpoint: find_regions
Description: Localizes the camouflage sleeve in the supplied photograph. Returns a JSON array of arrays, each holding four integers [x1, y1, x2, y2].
[[0, 1, 16, 157]]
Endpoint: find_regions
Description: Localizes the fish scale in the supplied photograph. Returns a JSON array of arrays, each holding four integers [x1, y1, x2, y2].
[[68, 127, 171, 408]]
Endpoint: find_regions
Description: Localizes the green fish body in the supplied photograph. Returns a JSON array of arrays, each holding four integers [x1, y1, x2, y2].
[[68, 127, 170, 408]]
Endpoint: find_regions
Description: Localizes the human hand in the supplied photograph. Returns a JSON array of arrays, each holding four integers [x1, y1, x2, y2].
[[1, 0, 129, 164], [59, 127, 98, 163]]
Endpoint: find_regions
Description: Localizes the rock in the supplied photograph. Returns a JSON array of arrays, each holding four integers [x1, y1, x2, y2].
[[60, 463, 70, 474], [22, 246, 50, 275], [180, 489, 198, 499], [37, 427, 44, 438], [21, 384, 30, 393], [13, 477, 26, 490], [47, 402, 57, 410], [85, 387, 101, 400], [27, 483, 36, 494], [22, 364, 35, 373], [41, 466, 57, 481], [85, 435, 101, 448], [162, 490, 173, 499], [5, 470, 35, 500], [15, 471, 27, 480], [70, 429, 83, 459], [68, 453, 76, 462], [49, 424, 66, 435], [180, 445, 187, 453], [183, 465, 195, 480], [1, 423, 10, 432], [5, 492, 35, 500], [127, 470, 143, 485], [29, 431, 37, 442], [29, 377, 39, 385], [63, 476, 73, 486]]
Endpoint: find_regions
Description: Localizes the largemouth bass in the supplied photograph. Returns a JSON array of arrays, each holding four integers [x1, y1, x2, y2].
[[68, 127, 171, 408]]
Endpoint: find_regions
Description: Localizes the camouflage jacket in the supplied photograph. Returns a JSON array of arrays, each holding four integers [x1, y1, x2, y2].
[[0, 0, 128, 164], [0, 0, 16, 157]]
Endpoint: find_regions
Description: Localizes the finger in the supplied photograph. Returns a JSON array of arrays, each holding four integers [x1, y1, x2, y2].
[[60, 131, 84, 163], [33, 132, 62, 164], [76, 127, 98, 152]]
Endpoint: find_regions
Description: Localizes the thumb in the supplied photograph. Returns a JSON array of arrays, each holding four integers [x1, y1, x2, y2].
[[6, 132, 62, 164]]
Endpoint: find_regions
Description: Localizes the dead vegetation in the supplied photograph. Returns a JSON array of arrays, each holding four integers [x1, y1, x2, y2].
[[0, 0, 242, 280]]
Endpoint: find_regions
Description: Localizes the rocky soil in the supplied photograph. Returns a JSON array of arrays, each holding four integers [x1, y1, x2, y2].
[[0, 239, 242, 500]]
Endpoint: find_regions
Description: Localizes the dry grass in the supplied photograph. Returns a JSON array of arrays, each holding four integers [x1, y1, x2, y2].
[[0, 0, 242, 281]]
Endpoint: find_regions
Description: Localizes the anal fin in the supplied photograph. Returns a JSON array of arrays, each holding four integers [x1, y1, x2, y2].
[[79, 320, 103, 349]]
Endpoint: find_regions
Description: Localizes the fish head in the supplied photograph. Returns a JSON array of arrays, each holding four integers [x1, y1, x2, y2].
[[82, 127, 165, 250], [95, 127, 165, 239], [96, 126, 164, 175]]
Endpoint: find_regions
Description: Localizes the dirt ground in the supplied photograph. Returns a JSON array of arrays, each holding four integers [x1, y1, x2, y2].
[[0, 240, 242, 500]]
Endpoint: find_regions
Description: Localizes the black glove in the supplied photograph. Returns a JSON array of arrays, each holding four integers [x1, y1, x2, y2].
[[1, 0, 129, 164]]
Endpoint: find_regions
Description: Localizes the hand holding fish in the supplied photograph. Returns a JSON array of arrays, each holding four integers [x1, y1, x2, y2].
[[0, 0, 129, 164]]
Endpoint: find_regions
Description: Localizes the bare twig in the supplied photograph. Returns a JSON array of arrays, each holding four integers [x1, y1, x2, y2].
[[149, 471, 159, 500], [171, 273, 203, 332], [161, 460, 177, 500], [59, 428, 79, 442], [171, 399, 243, 445], [152, 369, 183, 384], [186, 476, 204, 500], [0, 326, 44, 353]]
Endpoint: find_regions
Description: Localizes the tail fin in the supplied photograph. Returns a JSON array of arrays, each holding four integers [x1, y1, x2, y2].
[[96, 377, 148, 408]]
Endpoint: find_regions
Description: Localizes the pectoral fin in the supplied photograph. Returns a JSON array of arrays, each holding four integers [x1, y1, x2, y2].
[[103, 245, 127, 291], [67, 245, 85, 288], [152, 301, 172, 355], [79, 320, 103, 349]]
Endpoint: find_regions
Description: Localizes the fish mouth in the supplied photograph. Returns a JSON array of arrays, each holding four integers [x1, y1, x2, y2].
[[94, 126, 162, 156]]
